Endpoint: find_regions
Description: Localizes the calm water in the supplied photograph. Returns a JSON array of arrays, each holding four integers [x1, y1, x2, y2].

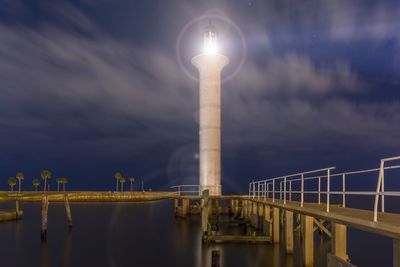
[[0, 201, 393, 266]]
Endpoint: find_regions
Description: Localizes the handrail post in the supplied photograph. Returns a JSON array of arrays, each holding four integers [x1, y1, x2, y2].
[[342, 174, 346, 208], [301, 174, 304, 208], [289, 181, 292, 201], [248, 183, 251, 198], [318, 177, 321, 205], [267, 183, 269, 199], [327, 169, 331, 212], [279, 181, 282, 200], [272, 179, 275, 203], [258, 182, 260, 200], [264, 181, 267, 201], [382, 168, 385, 213], [284, 177, 287, 204], [374, 161, 385, 222], [253, 182, 256, 199]]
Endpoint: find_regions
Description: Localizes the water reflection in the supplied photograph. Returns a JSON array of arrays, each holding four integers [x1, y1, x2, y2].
[[40, 241, 50, 267], [0, 201, 392, 267]]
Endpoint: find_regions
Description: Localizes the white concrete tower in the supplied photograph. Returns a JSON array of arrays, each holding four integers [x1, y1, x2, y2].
[[191, 25, 229, 196]]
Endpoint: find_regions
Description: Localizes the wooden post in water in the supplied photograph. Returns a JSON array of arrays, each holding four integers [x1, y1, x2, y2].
[[211, 250, 221, 267], [201, 190, 210, 236], [64, 194, 73, 228], [302, 215, 314, 267], [273, 208, 280, 243], [182, 198, 189, 217], [285, 211, 294, 254], [332, 223, 347, 261], [394, 239, 400, 267], [263, 205, 272, 237], [174, 199, 179, 214], [41, 194, 49, 241], [15, 200, 20, 219]]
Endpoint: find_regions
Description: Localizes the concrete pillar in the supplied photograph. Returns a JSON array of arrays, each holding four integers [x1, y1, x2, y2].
[[302, 215, 314, 267], [285, 211, 293, 254], [191, 47, 229, 196], [332, 223, 347, 261], [273, 208, 280, 243], [394, 239, 400, 267]]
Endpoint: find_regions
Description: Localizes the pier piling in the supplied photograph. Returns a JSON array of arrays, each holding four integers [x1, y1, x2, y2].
[[285, 210, 293, 254], [41, 195, 49, 241], [201, 190, 210, 236], [394, 239, 400, 267], [332, 223, 347, 261], [64, 194, 73, 228], [273, 208, 280, 243], [302, 215, 314, 267]]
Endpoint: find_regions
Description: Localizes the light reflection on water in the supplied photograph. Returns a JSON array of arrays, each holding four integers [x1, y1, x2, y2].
[[0, 200, 393, 266]]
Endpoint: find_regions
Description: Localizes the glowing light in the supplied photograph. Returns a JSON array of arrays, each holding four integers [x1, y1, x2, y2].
[[203, 24, 218, 54]]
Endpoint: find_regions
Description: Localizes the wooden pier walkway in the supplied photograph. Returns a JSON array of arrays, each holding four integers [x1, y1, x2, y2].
[[247, 198, 400, 239]]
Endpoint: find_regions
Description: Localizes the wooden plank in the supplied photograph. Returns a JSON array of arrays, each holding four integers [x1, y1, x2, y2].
[[245, 198, 400, 239], [207, 235, 271, 242]]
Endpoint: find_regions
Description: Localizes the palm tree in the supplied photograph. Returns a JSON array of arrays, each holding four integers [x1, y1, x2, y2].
[[62, 178, 68, 192], [120, 176, 126, 192], [129, 177, 135, 192], [16, 172, 24, 192], [32, 179, 40, 192], [114, 172, 122, 192], [41, 170, 52, 192], [56, 178, 62, 192], [8, 177, 17, 192]]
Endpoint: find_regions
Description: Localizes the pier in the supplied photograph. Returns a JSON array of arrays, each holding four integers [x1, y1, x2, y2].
[[173, 155, 400, 267], [0, 156, 399, 266]]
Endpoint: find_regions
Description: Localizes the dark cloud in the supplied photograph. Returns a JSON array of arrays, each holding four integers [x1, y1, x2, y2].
[[0, 0, 399, 191]]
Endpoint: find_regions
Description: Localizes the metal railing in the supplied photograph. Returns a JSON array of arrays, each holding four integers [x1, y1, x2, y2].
[[170, 185, 218, 196], [248, 156, 400, 222]]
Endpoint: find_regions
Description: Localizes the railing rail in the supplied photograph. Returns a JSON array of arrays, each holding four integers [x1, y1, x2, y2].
[[170, 185, 218, 196], [248, 156, 400, 222]]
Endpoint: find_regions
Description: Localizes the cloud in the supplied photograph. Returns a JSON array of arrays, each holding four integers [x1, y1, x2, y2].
[[0, 0, 399, 187]]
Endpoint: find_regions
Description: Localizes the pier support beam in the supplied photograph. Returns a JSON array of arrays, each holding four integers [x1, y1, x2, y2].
[[302, 215, 314, 267], [394, 239, 400, 267], [174, 199, 179, 213], [273, 208, 280, 243], [331, 223, 347, 261], [201, 190, 210, 236], [263, 205, 272, 237], [182, 199, 189, 217], [285, 211, 293, 254]]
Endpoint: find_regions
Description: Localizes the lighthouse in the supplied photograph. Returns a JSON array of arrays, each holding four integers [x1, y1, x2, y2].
[[192, 25, 229, 196]]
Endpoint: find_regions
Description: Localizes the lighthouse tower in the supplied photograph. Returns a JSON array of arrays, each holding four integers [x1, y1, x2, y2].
[[191, 25, 229, 196]]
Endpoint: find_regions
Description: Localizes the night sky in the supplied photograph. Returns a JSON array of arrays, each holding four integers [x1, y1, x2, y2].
[[0, 0, 399, 193]]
